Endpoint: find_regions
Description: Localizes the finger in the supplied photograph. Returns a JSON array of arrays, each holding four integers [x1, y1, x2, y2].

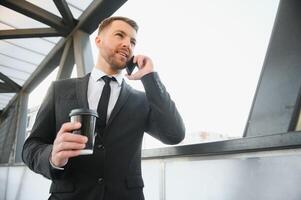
[[55, 150, 82, 160], [134, 54, 144, 64], [125, 73, 135, 80], [138, 56, 149, 68], [133, 55, 142, 68], [56, 133, 88, 144], [125, 71, 141, 80], [133, 55, 137, 63], [58, 122, 81, 135], [54, 142, 86, 153], [135, 56, 142, 68]]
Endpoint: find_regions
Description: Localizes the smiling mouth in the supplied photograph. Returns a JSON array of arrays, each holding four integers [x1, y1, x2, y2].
[[116, 49, 129, 59]]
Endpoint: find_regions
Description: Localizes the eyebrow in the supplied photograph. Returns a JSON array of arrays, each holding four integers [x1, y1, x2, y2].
[[114, 30, 136, 44]]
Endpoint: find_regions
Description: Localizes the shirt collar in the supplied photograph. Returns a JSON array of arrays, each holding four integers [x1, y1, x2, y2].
[[91, 67, 123, 86]]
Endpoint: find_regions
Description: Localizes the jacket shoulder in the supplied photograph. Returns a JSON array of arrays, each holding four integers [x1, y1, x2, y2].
[[53, 74, 89, 87], [125, 81, 146, 98]]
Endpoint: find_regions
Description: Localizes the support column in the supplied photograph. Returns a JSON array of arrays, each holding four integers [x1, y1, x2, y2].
[[14, 92, 29, 163], [73, 30, 94, 76], [244, 0, 301, 136], [56, 38, 75, 80]]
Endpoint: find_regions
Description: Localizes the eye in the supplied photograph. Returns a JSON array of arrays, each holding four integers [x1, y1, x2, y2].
[[131, 40, 136, 46], [115, 33, 123, 38]]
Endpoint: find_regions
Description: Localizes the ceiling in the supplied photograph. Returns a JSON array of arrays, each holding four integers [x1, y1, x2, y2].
[[0, 0, 126, 113]]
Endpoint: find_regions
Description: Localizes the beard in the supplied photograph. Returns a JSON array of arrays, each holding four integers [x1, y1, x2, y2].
[[109, 57, 127, 71], [98, 44, 132, 73], [104, 51, 130, 71]]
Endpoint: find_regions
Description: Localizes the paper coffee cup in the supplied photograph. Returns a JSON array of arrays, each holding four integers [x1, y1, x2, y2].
[[69, 109, 98, 155]]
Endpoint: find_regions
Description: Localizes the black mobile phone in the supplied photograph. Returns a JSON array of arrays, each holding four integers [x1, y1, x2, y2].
[[125, 56, 137, 75]]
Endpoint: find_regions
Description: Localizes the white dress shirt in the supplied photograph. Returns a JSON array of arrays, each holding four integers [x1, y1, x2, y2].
[[87, 67, 123, 122]]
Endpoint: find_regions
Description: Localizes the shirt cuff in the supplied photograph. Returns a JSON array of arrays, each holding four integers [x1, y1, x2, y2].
[[49, 158, 66, 170]]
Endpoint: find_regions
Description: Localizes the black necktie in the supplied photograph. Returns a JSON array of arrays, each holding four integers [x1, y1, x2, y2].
[[96, 76, 115, 131]]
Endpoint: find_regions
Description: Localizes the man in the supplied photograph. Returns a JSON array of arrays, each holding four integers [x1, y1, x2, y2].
[[22, 16, 185, 200]]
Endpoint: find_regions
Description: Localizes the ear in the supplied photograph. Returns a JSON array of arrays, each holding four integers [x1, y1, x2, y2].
[[95, 35, 102, 48]]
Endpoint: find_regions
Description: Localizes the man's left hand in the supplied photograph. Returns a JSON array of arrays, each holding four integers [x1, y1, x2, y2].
[[126, 55, 154, 80]]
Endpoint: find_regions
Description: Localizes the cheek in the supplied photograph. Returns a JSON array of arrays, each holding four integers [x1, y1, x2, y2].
[[102, 40, 117, 53]]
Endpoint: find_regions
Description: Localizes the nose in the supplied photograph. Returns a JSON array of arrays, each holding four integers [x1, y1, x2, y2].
[[122, 38, 132, 49]]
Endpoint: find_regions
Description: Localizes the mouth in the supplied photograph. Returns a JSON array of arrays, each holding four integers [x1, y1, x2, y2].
[[116, 49, 129, 60]]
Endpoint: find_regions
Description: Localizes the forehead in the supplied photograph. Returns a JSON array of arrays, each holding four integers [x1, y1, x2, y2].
[[107, 20, 137, 38]]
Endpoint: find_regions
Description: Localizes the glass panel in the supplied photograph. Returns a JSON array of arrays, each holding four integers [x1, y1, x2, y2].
[[0, 40, 44, 65], [26, 0, 93, 20], [66, 0, 93, 12], [0, 167, 8, 200], [66, 2, 84, 19], [112, 0, 280, 148], [43, 37, 62, 44], [0, 94, 14, 110], [28, 67, 58, 110], [142, 160, 163, 200], [0, 103, 7, 110], [2, 75, 26, 86], [0, 94, 13, 101], [6, 166, 26, 200], [0, 53, 37, 73], [4, 38, 55, 56], [8, 167, 51, 200], [164, 154, 301, 200], [0, 22, 13, 30], [26, 0, 62, 17], [0, 66, 30, 85], [0, 93, 14, 98], [0, 5, 48, 29]]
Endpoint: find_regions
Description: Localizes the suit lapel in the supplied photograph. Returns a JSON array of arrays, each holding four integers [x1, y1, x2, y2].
[[107, 80, 131, 127], [76, 73, 90, 109]]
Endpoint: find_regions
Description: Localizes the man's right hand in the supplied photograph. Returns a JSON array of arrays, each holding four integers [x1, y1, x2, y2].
[[51, 122, 88, 168]]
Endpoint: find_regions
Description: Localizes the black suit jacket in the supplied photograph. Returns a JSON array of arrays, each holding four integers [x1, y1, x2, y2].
[[22, 72, 185, 200]]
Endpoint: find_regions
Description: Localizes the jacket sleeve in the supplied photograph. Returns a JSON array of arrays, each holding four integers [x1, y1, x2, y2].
[[22, 82, 65, 180], [141, 72, 185, 144]]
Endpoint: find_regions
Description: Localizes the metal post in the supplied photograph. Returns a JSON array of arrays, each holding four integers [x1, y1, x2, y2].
[[56, 38, 75, 80], [244, 0, 301, 136], [73, 30, 94, 76], [14, 91, 29, 163]]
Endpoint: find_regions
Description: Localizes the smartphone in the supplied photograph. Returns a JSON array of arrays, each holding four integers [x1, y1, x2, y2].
[[125, 56, 137, 75]]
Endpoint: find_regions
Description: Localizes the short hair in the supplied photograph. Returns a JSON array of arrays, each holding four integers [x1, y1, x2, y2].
[[97, 16, 139, 35]]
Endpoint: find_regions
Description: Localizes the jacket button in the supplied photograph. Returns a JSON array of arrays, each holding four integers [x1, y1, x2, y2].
[[98, 177, 104, 183], [97, 144, 104, 150]]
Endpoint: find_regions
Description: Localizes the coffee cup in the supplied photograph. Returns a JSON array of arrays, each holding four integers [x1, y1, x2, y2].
[[69, 109, 98, 155]]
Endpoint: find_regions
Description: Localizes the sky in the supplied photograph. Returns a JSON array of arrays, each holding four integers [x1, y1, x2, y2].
[[28, 0, 280, 143]]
